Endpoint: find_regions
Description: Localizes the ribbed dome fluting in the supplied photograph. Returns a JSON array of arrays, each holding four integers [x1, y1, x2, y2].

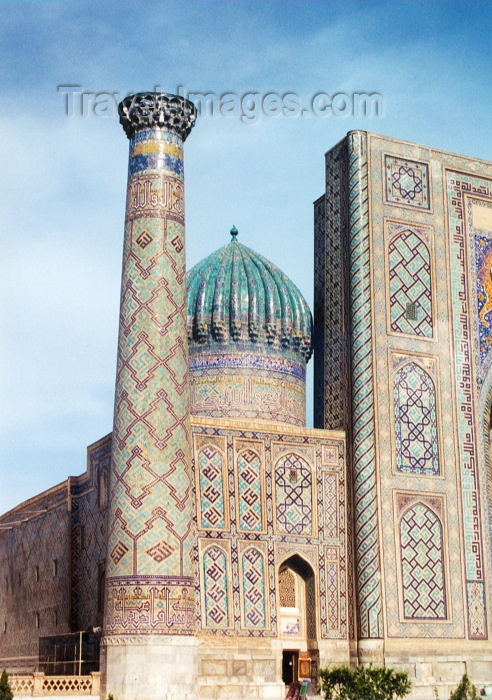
[[186, 238, 312, 360]]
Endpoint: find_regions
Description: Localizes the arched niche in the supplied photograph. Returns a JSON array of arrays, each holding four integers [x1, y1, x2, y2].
[[278, 555, 318, 686]]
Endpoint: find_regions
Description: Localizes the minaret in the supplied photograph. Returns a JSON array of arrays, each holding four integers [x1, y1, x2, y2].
[[103, 93, 197, 700]]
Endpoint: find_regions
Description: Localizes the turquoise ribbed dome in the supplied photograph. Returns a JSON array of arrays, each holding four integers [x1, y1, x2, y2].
[[186, 237, 312, 361]]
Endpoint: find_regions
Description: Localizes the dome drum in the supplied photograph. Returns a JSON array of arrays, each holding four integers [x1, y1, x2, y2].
[[188, 349, 307, 426]]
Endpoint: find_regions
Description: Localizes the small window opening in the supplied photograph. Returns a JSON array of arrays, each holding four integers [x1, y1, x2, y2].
[[406, 302, 417, 321], [35, 566, 39, 582], [53, 559, 58, 577], [35, 612, 40, 629]]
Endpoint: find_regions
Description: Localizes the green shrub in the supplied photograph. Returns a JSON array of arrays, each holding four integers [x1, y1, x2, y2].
[[0, 670, 13, 700], [319, 665, 356, 700], [449, 674, 478, 700], [319, 664, 411, 700]]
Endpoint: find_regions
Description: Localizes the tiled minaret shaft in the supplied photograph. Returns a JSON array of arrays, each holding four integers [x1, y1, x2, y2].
[[103, 93, 197, 700]]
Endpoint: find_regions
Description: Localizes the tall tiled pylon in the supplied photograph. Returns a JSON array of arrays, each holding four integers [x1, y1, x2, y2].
[[103, 93, 197, 700]]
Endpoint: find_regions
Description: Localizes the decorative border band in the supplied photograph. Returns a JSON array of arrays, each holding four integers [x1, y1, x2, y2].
[[348, 131, 382, 639]]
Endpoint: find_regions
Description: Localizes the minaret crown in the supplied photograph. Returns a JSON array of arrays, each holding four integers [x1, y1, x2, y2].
[[118, 92, 197, 140]]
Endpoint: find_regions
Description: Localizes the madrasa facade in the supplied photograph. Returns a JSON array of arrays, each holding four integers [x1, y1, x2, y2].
[[2, 92, 492, 700]]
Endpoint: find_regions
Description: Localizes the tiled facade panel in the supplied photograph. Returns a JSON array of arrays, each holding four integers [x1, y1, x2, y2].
[[236, 447, 264, 533], [384, 155, 431, 211], [201, 544, 231, 629], [192, 421, 348, 640], [316, 132, 492, 648], [274, 451, 313, 537], [368, 133, 492, 640], [393, 361, 440, 477], [445, 170, 492, 639], [386, 222, 433, 338], [399, 501, 447, 620], [196, 438, 228, 531], [239, 545, 268, 629]]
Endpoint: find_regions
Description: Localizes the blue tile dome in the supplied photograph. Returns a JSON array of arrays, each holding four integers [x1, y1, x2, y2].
[[186, 235, 312, 361], [186, 232, 312, 426]]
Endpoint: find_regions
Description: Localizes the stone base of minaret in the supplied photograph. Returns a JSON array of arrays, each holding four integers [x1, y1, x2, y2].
[[102, 636, 198, 700]]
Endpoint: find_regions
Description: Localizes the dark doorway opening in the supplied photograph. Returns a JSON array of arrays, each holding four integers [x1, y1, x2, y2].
[[282, 650, 299, 685]]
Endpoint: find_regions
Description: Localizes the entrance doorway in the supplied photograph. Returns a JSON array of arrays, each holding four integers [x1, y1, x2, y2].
[[282, 650, 299, 685], [278, 555, 318, 689]]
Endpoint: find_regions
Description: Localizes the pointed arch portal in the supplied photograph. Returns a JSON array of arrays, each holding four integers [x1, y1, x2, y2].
[[278, 555, 317, 686]]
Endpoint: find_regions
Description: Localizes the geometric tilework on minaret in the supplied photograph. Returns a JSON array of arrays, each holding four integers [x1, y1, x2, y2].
[[104, 93, 197, 637]]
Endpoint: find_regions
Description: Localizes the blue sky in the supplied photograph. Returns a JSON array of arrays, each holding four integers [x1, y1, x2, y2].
[[1, 0, 491, 515]]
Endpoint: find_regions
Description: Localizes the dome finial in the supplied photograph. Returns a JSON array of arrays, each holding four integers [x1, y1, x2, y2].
[[230, 225, 238, 239]]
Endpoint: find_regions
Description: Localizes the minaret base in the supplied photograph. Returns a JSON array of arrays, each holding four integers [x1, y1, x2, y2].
[[102, 635, 198, 700]]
